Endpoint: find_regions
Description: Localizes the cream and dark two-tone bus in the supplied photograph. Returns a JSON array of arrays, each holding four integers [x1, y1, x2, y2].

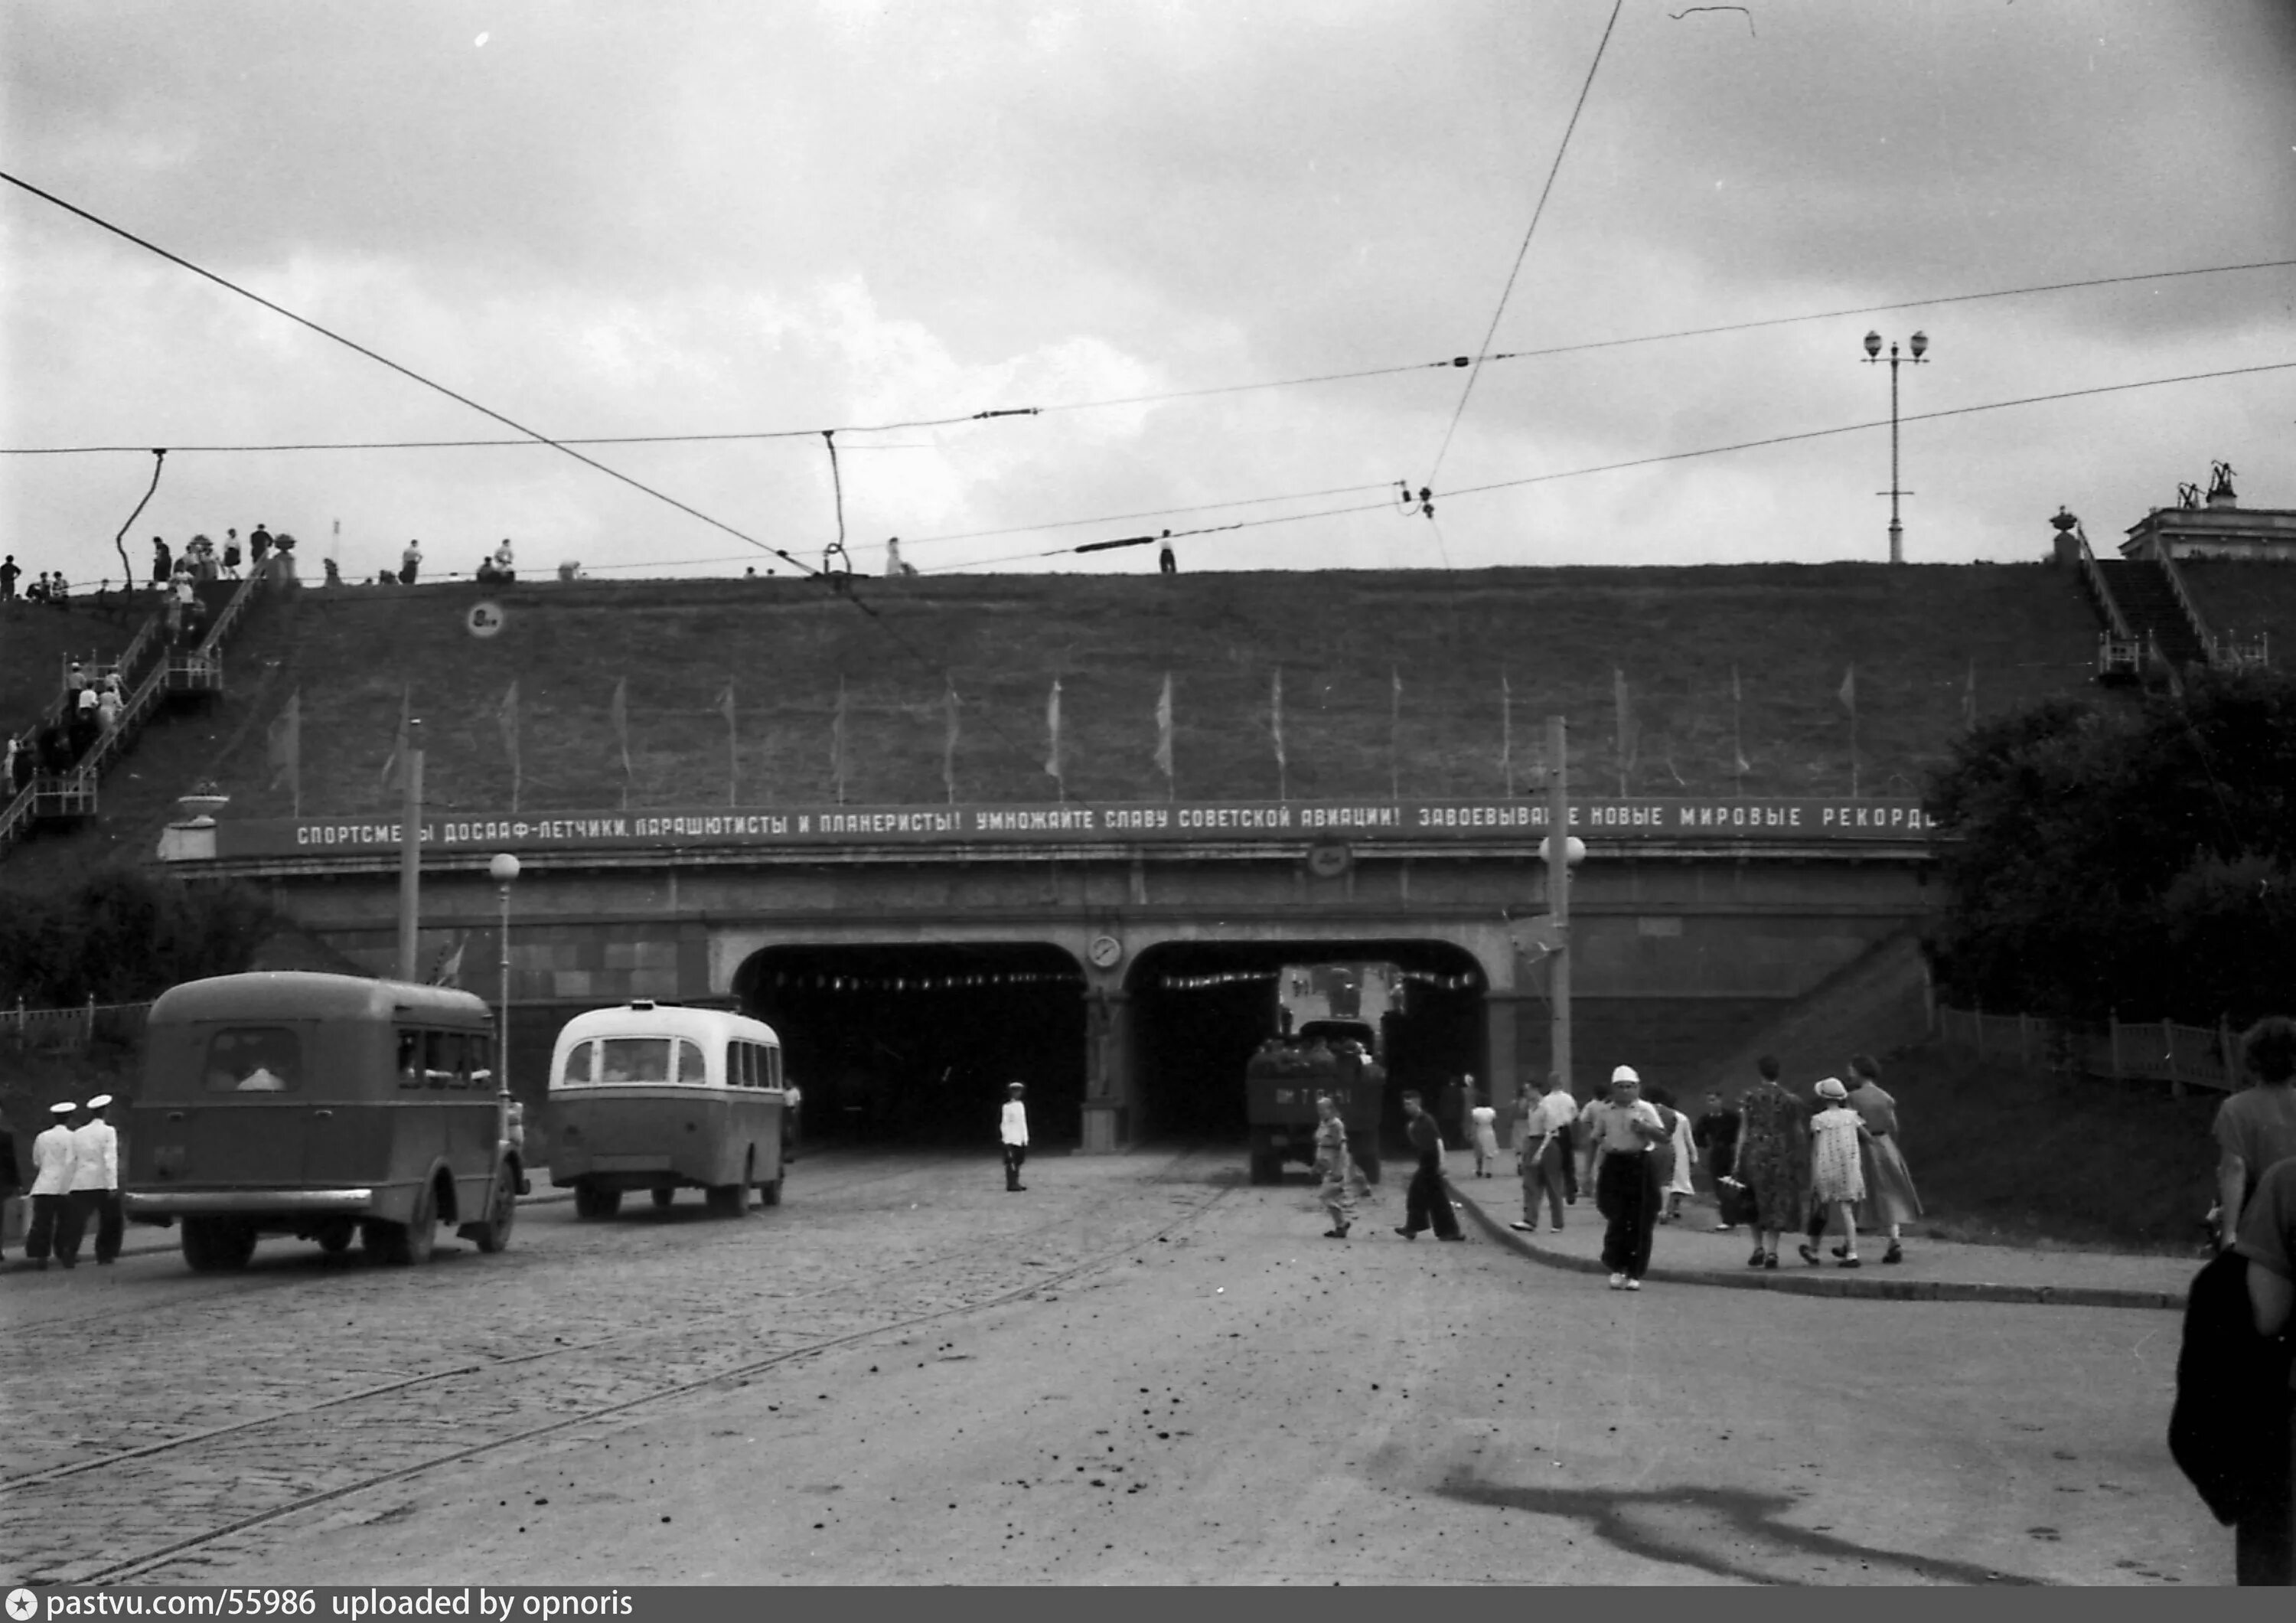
[[548, 1001, 788, 1218]]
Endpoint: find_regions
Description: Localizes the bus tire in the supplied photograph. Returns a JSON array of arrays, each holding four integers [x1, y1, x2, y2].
[[573, 1182, 621, 1220], [384, 1178, 438, 1266], [182, 1216, 255, 1272], [706, 1182, 748, 1218], [315, 1220, 356, 1256], [471, 1161, 518, 1254], [1247, 1132, 1280, 1185], [651, 1187, 675, 1210], [757, 1175, 782, 1207]]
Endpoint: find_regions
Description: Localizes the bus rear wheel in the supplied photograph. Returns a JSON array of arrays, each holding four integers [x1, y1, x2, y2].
[[373, 1180, 438, 1265], [471, 1162, 518, 1253], [182, 1216, 256, 1272], [651, 1187, 676, 1210], [756, 1174, 782, 1207], [706, 1182, 748, 1218], [315, 1220, 356, 1256], [573, 1182, 621, 1220]]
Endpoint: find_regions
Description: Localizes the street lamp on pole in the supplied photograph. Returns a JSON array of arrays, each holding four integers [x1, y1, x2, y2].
[[489, 853, 520, 1097], [1863, 329, 1929, 565]]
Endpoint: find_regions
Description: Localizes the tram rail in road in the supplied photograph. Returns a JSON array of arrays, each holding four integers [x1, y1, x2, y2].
[[2, 1148, 1234, 1586]]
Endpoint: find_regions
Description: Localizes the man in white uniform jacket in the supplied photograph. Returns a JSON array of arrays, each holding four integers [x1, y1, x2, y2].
[[73, 1092, 123, 1265], [1000, 1082, 1029, 1193], [28, 1101, 82, 1269]]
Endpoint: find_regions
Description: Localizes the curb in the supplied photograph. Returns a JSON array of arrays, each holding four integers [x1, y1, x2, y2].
[[1451, 1184, 2187, 1312]]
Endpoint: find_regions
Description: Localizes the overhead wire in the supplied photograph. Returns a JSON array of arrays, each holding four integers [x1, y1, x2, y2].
[[5, 257, 2284, 459], [1424, 0, 1627, 488]]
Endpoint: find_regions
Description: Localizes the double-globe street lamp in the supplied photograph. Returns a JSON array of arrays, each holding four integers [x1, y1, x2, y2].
[[1863, 329, 1929, 565]]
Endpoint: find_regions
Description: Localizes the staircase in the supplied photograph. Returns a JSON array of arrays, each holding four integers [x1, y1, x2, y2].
[[1, 560, 284, 860], [2094, 559, 2207, 671]]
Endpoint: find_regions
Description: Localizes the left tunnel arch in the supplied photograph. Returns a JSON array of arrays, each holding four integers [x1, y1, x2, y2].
[[732, 942, 1087, 1148]]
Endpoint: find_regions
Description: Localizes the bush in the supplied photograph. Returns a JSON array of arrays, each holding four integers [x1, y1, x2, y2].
[[0, 865, 274, 1007]]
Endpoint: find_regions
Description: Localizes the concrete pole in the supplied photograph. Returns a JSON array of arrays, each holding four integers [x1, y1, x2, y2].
[[1546, 714, 1571, 1097], [396, 719, 423, 981]]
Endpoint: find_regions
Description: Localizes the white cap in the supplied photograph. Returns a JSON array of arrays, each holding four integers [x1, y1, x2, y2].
[[51, 1100, 77, 1116], [1609, 1065, 1639, 1086], [85, 1093, 113, 1111]]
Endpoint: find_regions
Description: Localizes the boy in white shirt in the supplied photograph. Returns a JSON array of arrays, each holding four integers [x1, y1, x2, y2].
[[1000, 1082, 1029, 1193]]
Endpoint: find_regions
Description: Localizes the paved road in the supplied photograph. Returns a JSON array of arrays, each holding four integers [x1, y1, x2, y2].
[[2, 1151, 2222, 1585]]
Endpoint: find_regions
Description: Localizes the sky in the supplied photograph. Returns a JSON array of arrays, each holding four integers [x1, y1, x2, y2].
[[2, 0, 2292, 589]]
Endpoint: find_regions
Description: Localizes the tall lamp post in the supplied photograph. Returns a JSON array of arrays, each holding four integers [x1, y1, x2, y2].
[[489, 854, 520, 1096], [1541, 715, 1587, 1096], [1863, 329, 1929, 565]]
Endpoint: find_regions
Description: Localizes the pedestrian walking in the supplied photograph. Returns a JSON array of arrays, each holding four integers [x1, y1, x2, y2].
[[96, 681, 122, 736], [2229, 1153, 2296, 1585], [1469, 1093, 1499, 1177], [1694, 1089, 1743, 1230], [400, 541, 423, 586], [1511, 1073, 1576, 1233], [1844, 1054, 1919, 1263], [1394, 1091, 1463, 1240], [494, 539, 516, 580], [1159, 534, 1176, 575], [151, 537, 171, 586], [1000, 1081, 1029, 1192], [0, 554, 18, 601], [1802, 1078, 1868, 1267], [250, 524, 272, 566], [221, 531, 243, 578], [1733, 1054, 1811, 1270], [26, 1101, 82, 1269], [781, 1081, 802, 1164], [1584, 1066, 1668, 1289], [73, 1093, 123, 1265], [1648, 1086, 1698, 1223], [1313, 1094, 1355, 1239], [2217, 1017, 2296, 1246]]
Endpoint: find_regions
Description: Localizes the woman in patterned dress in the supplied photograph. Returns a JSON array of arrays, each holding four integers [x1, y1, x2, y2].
[[1733, 1056, 1811, 1270], [1847, 1053, 1921, 1264], [1804, 1077, 1869, 1267]]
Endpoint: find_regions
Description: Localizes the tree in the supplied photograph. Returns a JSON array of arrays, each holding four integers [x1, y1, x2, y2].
[[0, 866, 274, 1007], [1926, 668, 2296, 1026]]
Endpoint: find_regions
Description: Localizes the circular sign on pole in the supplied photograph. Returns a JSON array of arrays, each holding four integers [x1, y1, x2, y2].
[[466, 601, 507, 638], [1306, 841, 1352, 879], [1088, 935, 1124, 971]]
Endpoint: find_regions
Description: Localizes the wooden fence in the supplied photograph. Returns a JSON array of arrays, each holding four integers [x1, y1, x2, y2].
[[1938, 1004, 2240, 1095], [2, 998, 152, 1053]]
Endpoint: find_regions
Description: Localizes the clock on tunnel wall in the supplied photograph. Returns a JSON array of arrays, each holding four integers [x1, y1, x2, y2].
[[1088, 935, 1124, 970]]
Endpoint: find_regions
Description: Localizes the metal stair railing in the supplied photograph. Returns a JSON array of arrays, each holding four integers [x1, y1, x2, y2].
[[2152, 547, 2218, 668], [2076, 524, 2145, 679]]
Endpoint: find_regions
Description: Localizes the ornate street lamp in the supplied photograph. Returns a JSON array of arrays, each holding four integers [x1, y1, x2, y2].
[[489, 853, 520, 1094], [1863, 330, 1929, 564]]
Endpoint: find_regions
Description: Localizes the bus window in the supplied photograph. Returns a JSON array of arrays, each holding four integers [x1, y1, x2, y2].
[[206, 1027, 302, 1092], [397, 1030, 424, 1089], [727, 1042, 748, 1088], [468, 1034, 495, 1086], [599, 1037, 671, 1084], [676, 1040, 707, 1086], [559, 1040, 596, 1086], [425, 1031, 461, 1089], [767, 1047, 783, 1090]]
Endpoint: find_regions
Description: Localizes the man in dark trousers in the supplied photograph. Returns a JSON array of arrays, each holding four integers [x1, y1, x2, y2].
[[999, 1081, 1029, 1192], [1693, 1089, 1743, 1230], [1395, 1091, 1463, 1241], [1584, 1065, 1668, 1289]]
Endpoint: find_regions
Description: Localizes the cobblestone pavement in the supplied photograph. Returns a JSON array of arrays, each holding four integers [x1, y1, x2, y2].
[[1, 1150, 1231, 1584]]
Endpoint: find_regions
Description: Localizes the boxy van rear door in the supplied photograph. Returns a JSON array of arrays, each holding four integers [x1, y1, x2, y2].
[[171, 1023, 312, 1189]]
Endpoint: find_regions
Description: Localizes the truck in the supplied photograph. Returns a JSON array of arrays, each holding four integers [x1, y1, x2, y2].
[[1243, 962, 1399, 1185]]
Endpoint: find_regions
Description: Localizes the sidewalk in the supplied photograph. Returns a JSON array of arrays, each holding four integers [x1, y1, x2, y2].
[[1450, 1173, 2197, 1311]]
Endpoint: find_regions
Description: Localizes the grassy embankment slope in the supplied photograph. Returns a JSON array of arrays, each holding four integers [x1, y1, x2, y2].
[[75, 562, 2118, 831]]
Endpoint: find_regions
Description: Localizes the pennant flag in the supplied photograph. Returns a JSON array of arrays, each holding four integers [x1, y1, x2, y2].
[[1961, 658, 1977, 729], [831, 677, 849, 805], [1153, 672, 1175, 794], [429, 932, 466, 989], [943, 674, 960, 804], [1731, 665, 1751, 785], [1390, 668, 1403, 802], [609, 677, 631, 799], [266, 690, 301, 816], [718, 679, 738, 807], [1613, 667, 1637, 797], [380, 683, 410, 793], [1499, 673, 1514, 797], [1044, 677, 1065, 796], [496, 679, 520, 813], [1839, 664, 1861, 798]]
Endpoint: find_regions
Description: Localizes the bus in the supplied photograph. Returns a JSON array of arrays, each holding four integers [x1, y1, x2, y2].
[[548, 1001, 788, 1218], [124, 972, 524, 1271]]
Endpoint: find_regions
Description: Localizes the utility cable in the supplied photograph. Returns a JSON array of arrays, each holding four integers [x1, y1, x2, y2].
[[1425, 0, 1626, 487], [8, 258, 2284, 459]]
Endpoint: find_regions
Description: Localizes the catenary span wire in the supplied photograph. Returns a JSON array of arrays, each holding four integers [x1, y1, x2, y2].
[[0, 168, 833, 584], [8, 258, 2287, 458], [921, 359, 2296, 571], [0, 169, 1086, 796], [1424, 0, 1627, 488]]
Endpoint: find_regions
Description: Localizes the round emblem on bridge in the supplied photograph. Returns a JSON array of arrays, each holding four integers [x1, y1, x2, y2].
[[1087, 935, 1124, 970], [465, 600, 507, 638], [1306, 841, 1352, 879]]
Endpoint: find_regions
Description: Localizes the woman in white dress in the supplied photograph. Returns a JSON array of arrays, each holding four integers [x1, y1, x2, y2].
[[1803, 1076, 1868, 1267], [1645, 1086, 1699, 1221], [1469, 1096, 1499, 1177]]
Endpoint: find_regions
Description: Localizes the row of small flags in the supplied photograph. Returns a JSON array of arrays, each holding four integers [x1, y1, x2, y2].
[[264, 661, 1981, 812], [766, 971, 1081, 993], [1156, 968, 1481, 993]]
